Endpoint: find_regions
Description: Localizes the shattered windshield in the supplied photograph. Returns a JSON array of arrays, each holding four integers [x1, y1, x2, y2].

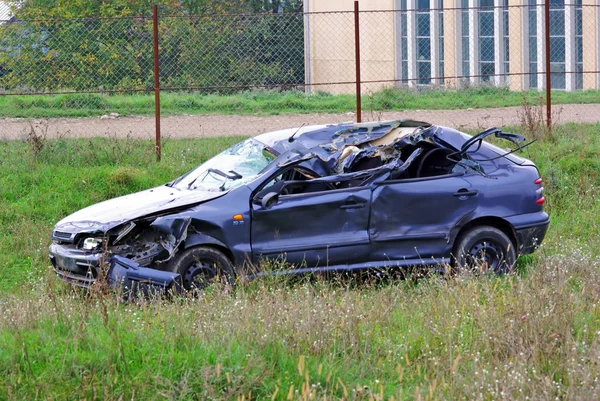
[[173, 138, 275, 191]]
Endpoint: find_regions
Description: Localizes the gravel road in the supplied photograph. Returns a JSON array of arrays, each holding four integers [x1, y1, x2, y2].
[[2, 103, 598, 140]]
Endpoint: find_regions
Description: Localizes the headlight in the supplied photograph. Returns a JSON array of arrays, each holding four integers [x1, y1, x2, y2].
[[82, 237, 103, 251]]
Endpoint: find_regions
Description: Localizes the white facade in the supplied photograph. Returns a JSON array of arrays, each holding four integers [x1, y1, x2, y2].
[[0, 2, 12, 21], [306, 0, 600, 92]]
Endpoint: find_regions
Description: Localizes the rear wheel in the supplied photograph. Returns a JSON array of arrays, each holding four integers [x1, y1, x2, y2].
[[453, 226, 516, 274], [170, 246, 235, 292]]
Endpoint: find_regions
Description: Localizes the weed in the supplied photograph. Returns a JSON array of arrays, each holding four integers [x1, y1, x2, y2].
[[517, 95, 565, 141], [365, 90, 383, 122], [517, 95, 555, 141], [24, 120, 49, 157]]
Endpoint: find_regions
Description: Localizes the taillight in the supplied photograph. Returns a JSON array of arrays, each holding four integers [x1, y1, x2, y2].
[[534, 178, 543, 185], [536, 196, 545, 205]]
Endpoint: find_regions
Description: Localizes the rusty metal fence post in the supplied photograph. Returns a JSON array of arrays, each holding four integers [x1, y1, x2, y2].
[[354, 1, 362, 123], [152, 4, 162, 162], [544, 0, 552, 129]]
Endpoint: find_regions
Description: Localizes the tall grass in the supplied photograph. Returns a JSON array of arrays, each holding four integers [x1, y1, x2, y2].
[[0, 123, 599, 399], [0, 251, 599, 399]]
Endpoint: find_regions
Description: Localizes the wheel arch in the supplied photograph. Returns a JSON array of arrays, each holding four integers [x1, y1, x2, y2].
[[183, 232, 235, 265], [454, 216, 518, 251]]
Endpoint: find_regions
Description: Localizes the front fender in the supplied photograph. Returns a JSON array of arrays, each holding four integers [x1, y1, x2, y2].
[[184, 232, 228, 252]]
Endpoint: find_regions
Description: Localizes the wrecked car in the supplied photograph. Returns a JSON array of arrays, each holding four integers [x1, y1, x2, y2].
[[49, 120, 549, 292]]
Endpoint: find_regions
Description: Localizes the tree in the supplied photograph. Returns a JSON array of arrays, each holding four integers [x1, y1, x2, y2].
[[249, 0, 303, 13], [0, 0, 305, 92]]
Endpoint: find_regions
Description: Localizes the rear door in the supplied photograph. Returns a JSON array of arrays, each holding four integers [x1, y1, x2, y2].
[[369, 174, 479, 262]]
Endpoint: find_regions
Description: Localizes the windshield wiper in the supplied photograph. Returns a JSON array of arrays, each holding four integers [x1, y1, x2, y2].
[[187, 169, 242, 190], [208, 169, 243, 191], [186, 175, 201, 189], [207, 168, 242, 180]]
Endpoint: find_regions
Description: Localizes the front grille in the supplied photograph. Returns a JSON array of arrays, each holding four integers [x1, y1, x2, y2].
[[53, 231, 72, 240]]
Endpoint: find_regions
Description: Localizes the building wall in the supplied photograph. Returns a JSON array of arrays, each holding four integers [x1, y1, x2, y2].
[[306, 0, 396, 94], [0, 2, 12, 21], [306, 0, 600, 93], [582, 0, 600, 89]]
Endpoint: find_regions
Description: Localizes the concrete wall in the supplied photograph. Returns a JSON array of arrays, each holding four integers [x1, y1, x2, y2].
[[306, 0, 600, 93], [306, 0, 396, 94], [0, 2, 12, 21], [582, 0, 600, 89]]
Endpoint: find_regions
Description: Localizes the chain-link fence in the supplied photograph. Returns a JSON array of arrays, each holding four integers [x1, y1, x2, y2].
[[1, 2, 599, 153], [352, 1, 600, 129]]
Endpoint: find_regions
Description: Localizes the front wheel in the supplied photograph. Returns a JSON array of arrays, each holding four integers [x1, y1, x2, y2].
[[169, 246, 235, 292], [453, 226, 516, 274]]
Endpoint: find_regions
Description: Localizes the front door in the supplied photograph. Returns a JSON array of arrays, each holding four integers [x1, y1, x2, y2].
[[251, 187, 372, 268]]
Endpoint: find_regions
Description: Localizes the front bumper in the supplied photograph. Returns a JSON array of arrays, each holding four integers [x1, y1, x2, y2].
[[49, 243, 180, 294], [108, 256, 180, 296], [49, 243, 102, 288]]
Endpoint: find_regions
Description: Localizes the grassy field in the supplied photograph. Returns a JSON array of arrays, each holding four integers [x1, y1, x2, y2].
[[1, 88, 600, 118], [0, 123, 599, 399]]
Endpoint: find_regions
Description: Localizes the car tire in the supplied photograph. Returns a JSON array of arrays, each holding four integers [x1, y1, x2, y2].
[[169, 246, 235, 292], [453, 226, 516, 274]]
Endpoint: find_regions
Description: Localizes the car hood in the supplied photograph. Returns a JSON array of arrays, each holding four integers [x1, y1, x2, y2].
[[54, 185, 225, 234]]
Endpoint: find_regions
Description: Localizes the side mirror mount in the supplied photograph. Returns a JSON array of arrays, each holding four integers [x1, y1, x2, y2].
[[253, 180, 286, 207], [261, 192, 279, 210]]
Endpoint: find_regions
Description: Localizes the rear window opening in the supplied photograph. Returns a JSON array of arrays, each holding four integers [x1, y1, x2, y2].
[[271, 142, 480, 196], [257, 124, 495, 198], [339, 141, 478, 181]]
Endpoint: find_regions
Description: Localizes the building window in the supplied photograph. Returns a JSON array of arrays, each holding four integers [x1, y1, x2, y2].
[[416, 0, 431, 84], [461, 0, 470, 79], [397, 0, 444, 86], [479, 0, 495, 81], [400, 0, 408, 83], [549, 0, 566, 89], [529, 0, 538, 88]]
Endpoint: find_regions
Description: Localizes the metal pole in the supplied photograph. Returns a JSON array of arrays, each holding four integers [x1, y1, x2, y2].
[[152, 5, 162, 162], [354, 0, 362, 123], [544, 0, 551, 129]]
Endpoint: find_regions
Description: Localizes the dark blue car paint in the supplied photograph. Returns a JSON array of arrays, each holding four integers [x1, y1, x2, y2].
[[251, 186, 373, 266], [175, 186, 255, 265], [49, 121, 549, 288], [108, 255, 180, 288], [370, 174, 479, 261]]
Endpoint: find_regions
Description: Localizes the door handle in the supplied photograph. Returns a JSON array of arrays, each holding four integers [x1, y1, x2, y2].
[[453, 189, 478, 197], [340, 202, 366, 209]]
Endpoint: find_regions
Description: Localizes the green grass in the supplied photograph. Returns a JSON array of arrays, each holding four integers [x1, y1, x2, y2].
[[0, 135, 244, 290], [1, 124, 600, 399], [1, 87, 599, 118]]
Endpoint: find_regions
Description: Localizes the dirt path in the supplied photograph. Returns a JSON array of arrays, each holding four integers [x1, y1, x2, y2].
[[2, 103, 598, 140]]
